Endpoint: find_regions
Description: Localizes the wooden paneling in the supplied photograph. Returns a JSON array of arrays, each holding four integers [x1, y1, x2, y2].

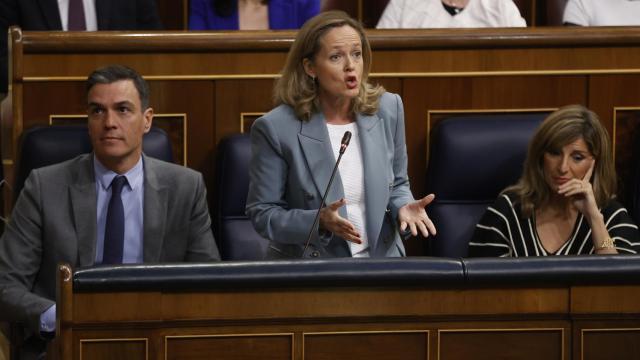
[[439, 329, 563, 360], [584, 74, 640, 211], [22, 82, 86, 130], [55, 263, 640, 360], [572, 285, 640, 314], [165, 334, 292, 360], [150, 80, 215, 174], [80, 339, 147, 360], [214, 79, 275, 138], [304, 331, 428, 360], [581, 329, 640, 360], [73, 292, 162, 322]]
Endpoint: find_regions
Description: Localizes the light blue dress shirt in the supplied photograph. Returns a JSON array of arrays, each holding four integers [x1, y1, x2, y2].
[[40, 155, 145, 333], [94, 155, 144, 264]]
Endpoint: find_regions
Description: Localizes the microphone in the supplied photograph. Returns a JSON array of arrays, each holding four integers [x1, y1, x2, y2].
[[302, 131, 352, 256]]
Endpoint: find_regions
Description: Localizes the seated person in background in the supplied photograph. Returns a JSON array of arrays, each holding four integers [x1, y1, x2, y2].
[[246, 11, 436, 259], [189, 0, 320, 30], [376, 0, 526, 28], [0, 65, 220, 359], [563, 0, 640, 26], [469, 105, 640, 257], [0, 0, 162, 98]]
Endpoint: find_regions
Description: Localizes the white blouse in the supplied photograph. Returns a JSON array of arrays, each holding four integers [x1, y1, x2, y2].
[[327, 122, 369, 257], [563, 0, 640, 26], [376, 0, 527, 28]]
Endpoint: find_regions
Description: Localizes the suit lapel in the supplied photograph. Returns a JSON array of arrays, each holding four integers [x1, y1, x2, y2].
[[142, 155, 168, 262], [38, 0, 63, 29], [298, 112, 346, 212], [95, 0, 111, 29], [71, 155, 98, 267], [358, 113, 387, 254]]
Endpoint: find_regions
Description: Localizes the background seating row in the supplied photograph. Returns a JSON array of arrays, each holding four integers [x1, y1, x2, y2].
[[14, 111, 640, 261], [5, 27, 640, 257], [155, 0, 570, 29]]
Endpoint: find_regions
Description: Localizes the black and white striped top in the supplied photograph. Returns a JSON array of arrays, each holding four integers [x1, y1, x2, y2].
[[469, 193, 640, 257]]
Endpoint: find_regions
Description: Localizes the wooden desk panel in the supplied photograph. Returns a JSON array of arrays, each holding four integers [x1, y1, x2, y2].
[[56, 264, 640, 360]]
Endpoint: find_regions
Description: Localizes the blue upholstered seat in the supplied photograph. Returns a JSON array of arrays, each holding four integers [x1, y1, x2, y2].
[[14, 125, 173, 201], [215, 133, 268, 260], [627, 130, 640, 226], [425, 113, 548, 257]]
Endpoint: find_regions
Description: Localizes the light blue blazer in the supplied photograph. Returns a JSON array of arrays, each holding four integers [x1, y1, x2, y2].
[[246, 92, 415, 259]]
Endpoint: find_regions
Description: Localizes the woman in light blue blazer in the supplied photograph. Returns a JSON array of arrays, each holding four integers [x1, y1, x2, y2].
[[246, 11, 436, 259]]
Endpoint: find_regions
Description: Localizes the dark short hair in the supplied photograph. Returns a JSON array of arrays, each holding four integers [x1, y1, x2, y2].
[[86, 65, 150, 110]]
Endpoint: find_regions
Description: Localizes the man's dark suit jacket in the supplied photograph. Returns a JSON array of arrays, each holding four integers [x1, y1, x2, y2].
[[0, 0, 163, 93], [0, 154, 220, 359]]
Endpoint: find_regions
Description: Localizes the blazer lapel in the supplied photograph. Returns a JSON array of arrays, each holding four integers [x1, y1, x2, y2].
[[358, 113, 387, 254], [71, 156, 98, 267], [142, 155, 168, 262], [95, 0, 111, 29], [297, 112, 346, 212], [38, 0, 63, 29]]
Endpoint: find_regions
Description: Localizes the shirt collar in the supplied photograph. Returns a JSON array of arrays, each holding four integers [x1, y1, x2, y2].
[[94, 155, 144, 191]]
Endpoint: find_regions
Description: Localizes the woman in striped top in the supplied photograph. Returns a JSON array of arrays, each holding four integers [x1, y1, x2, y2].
[[469, 105, 640, 257]]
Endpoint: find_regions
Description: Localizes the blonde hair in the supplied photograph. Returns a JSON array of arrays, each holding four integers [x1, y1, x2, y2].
[[505, 105, 617, 217], [273, 11, 384, 121]]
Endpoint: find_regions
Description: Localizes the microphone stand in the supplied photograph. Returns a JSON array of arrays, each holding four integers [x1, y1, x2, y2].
[[302, 131, 351, 256]]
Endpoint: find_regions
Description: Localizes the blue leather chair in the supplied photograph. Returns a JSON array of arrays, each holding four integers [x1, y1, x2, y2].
[[14, 125, 173, 201], [215, 133, 268, 260], [425, 113, 548, 257], [627, 130, 640, 226]]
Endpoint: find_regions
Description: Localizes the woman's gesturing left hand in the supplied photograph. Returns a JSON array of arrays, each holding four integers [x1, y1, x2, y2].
[[557, 159, 599, 218], [398, 194, 437, 237]]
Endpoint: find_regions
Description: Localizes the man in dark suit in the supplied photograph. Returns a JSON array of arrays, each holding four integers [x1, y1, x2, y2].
[[0, 0, 163, 96], [0, 64, 220, 359]]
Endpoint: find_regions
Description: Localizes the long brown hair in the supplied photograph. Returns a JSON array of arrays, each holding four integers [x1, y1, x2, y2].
[[504, 105, 617, 217], [273, 11, 384, 121]]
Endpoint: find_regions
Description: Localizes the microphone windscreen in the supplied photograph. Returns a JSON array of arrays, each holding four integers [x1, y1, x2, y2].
[[341, 131, 352, 147]]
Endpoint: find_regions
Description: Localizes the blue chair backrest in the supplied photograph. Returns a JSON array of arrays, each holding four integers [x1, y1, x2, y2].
[[15, 125, 173, 201], [425, 113, 547, 257], [215, 133, 268, 260], [627, 128, 640, 226]]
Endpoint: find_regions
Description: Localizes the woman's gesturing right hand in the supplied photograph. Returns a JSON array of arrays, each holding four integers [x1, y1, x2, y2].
[[319, 198, 362, 244]]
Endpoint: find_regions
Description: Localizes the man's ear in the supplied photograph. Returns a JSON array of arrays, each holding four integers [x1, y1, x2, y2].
[[143, 107, 153, 133]]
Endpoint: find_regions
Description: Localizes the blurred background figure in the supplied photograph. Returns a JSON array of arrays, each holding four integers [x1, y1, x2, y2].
[[0, 0, 163, 98], [563, 0, 640, 26], [189, 0, 320, 30], [469, 105, 640, 257], [376, 0, 527, 28]]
